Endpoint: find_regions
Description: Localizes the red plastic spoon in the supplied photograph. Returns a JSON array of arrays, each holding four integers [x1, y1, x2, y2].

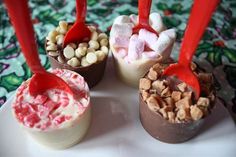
[[63, 0, 91, 47], [163, 0, 220, 99], [133, 0, 157, 35], [4, 0, 73, 96]]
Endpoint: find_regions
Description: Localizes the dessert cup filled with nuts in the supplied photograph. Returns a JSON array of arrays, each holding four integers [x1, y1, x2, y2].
[[45, 21, 109, 88], [139, 63, 216, 143], [109, 13, 176, 87]]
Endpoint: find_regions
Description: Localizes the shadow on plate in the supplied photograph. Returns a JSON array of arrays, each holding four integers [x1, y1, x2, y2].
[[191, 98, 234, 142], [82, 96, 131, 142]]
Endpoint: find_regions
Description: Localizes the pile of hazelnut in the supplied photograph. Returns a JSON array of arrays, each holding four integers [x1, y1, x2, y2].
[[139, 63, 215, 123], [46, 21, 109, 67]]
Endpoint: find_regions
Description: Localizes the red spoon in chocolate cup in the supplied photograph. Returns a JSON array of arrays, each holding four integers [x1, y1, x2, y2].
[[63, 0, 91, 47], [163, 0, 220, 99], [4, 0, 73, 96], [133, 0, 157, 35]]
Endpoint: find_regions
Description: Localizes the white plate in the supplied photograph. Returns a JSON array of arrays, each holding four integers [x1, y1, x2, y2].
[[0, 58, 235, 157]]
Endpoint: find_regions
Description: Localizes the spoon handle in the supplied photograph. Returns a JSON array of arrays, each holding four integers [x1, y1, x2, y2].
[[138, 0, 152, 26], [75, 0, 87, 23], [4, 0, 45, 74], [179, 0, 220, 66]]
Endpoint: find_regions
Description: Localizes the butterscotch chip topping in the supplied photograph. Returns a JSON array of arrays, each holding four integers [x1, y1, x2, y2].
[[177, 82, 187, 92], [141, 90, 150, 101], [139, 78, 151, 90], [152, 80, 166, 93], [177, 108, 191, 121], [182, 91, 193, 99], [161, 87, 171, 97], [190, 62, 197, 71], [196, 97, 210, 107], [190, 106, 203, 121], [167, 112, 175, 123], [159, 108, 168, 119], [164, 97, 174, 107], [171, 91, 182, 102], [175, 97, 192, 110], [147, 68, 158, 80], [139, 62, 215, 123], [146, 96, 160, 111]]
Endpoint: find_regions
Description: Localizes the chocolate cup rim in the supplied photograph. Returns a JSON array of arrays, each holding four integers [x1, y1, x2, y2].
[[45, 23, 107, 70]]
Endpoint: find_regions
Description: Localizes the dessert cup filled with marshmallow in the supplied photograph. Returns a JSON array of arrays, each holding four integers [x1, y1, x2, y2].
[[110, 13, 176, 87]]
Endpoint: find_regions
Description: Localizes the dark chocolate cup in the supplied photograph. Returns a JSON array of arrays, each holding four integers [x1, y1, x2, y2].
[[139, 95, 205, 143], [45, 24, 108, 88], [47, 55, 107, 88]]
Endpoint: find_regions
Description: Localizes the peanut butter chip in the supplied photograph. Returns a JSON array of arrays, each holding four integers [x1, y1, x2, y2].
[[147, 68, 158, 80], [139, 78, 151, 90], [141, 90, 150, 101], [152, 80, 165, 93], [164, 97, 174, 107], [190, 62, 197, 71], [171, 91, 182, 102], [167, 112, 175, 123], [146, 96, 160, 111], [161, 87, 171, 97], [175, 97, 192, 109], [190, 106, 203, 120], [177, 82, 187, 92], [197, 97, 210, 107], [182, 91, 192, 99], [159, 108, 168, 119], [177, 108, 190, 120]]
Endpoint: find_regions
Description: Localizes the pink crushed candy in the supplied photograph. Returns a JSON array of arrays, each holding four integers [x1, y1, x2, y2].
[[12, 69, 89, 130]]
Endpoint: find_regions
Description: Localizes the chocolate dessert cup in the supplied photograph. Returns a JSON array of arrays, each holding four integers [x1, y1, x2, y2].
[[140, 95, 205, 143], [47, 53, 107, 88], [45, 23, 108, 88], [139, 63, 216, 143]]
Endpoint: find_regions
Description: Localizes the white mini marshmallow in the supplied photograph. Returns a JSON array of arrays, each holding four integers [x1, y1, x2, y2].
[[161, 28, 177, 40], [110, 24, 133, 38], [149, 13, 165, 33], [128, 34, 145, 61], [110, 36, 130, 48], [138, 29, 158, 49], [113, 15, 131, 25], [152, 32, 172, 53], [116, 48, 128, 58], [142, 51, 160, 60], [129, 14, 138, 25]]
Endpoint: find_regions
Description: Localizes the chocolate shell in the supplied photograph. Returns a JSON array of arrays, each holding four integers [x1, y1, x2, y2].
[[45, 24, 108, 88], [47, 54, 107, 88], [139, 95, 205, 143]]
